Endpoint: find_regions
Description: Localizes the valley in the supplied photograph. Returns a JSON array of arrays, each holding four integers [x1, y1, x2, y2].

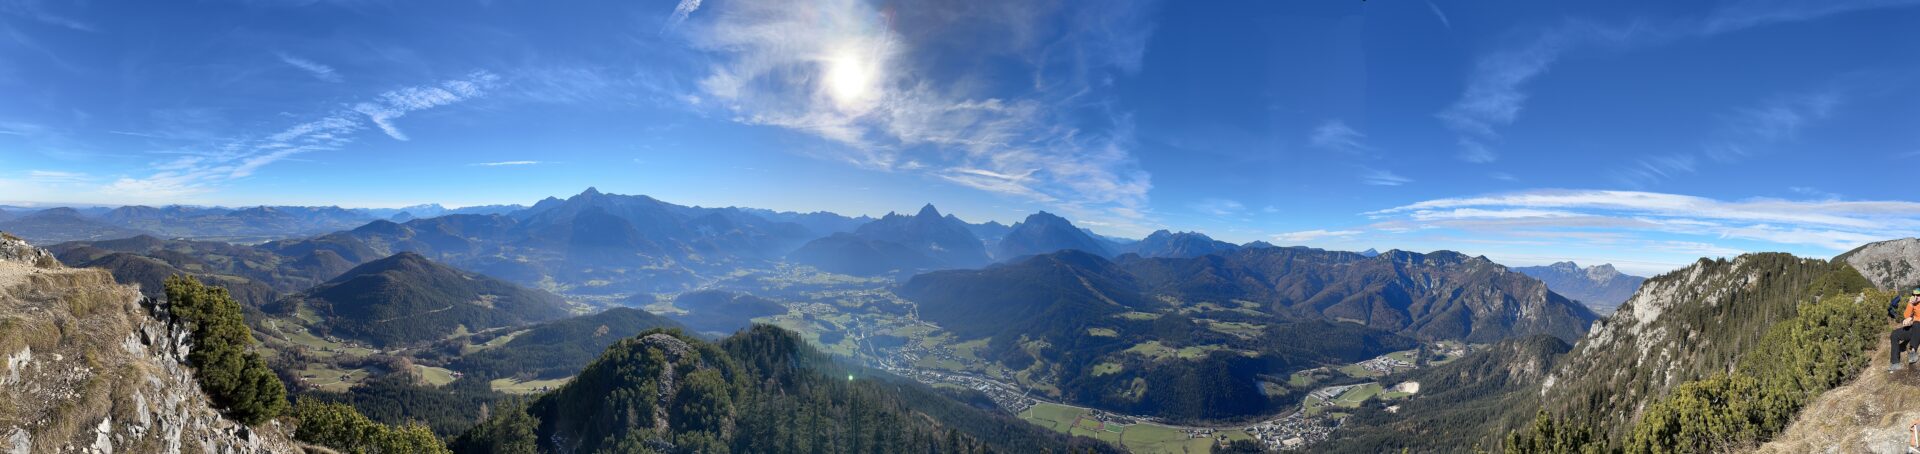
[[3, 189, 1905, 453]]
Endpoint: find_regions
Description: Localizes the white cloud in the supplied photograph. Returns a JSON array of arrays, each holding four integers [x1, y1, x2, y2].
[[665, 0, 702, 29], [1369, 189, 1920, 252], [277, 53, 342, 82], [107, 72, 502, 199], [1190, 198, 1245, 216], [1272, 229, 1362, 244], [25, 170, 87, 183], [1360, 168, 1411, 186], [354, 71, 501, 141], [678, 0, 1157, 231], [471, 160, 542, 166]]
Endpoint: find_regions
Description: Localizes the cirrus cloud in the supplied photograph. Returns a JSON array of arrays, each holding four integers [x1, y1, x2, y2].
[[676, 0, 1159, 232]]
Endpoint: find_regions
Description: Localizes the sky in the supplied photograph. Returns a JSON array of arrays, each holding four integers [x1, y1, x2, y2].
[[4, 0, 1920, 275]]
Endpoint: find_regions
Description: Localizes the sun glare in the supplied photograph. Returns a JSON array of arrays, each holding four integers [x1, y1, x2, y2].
[[824, 47, 879, 108]]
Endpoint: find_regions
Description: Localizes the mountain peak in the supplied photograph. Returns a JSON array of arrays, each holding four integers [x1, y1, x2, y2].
[[1022, 211, 1070, 225], [582, 186, 602, 196], [916, 203, 941, 218]]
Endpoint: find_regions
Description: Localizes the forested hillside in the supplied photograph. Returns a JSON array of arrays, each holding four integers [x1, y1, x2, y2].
[[291, 252, 574, 346], [452, 326, 1118, 453], [1501, 255, 1878, 452]]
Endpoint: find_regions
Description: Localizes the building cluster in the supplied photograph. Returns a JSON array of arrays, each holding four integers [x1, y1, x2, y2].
[[1354, 354, 1416, 376], [1242, 412, 1338, 450]]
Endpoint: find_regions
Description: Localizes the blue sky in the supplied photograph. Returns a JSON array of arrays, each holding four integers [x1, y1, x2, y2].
[[4, 0, 1920, 274]]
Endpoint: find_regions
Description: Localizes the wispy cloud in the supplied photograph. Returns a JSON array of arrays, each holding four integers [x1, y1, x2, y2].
[[1614, 89, 1840, 187], [1437, 21, 1645, 164], [665, 0, 702, 29], [1425, 0, 1452, 29], [1438, 0, 1913, 165], [106, 72, 502, 200], [1359, 168, 1411, 186], [1272, 229, 1362, 244], [1190, 198, 1245, 216], [471, 160, 542, 166], [277, 53, 342, 83], [1309, 119, 1368, 155], [677, 0, 1159, 232], [0, 0, 97, 32], [1368, 189, 1920, 251], [1702, 0, 1920, 34], [354, 71, 500, 140], [25, 170, 88, 184]]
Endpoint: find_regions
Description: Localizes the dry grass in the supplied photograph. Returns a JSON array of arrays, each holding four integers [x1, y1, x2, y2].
[[1759, 344, 1920, 453]]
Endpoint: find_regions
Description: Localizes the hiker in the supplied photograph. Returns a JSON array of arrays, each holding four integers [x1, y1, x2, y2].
[[1895, 289, 1920, 372]]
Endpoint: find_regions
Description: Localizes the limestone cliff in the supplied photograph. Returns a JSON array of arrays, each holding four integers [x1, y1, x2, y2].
[[0, 232, 300, 453]]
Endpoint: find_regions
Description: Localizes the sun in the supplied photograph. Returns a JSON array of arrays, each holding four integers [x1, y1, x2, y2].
[[824, 46, 880, 108]]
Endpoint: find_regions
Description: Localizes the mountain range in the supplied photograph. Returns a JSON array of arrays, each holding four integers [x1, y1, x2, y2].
[[897, 247, 1595, 421], [1513, 261, 1646, 315], [10, 188, 1919, 452]]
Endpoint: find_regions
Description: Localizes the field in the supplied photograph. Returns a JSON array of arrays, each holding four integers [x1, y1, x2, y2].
[[416, 365, 458, 386], [1331, 383, 1383, 406], [1123, 340, 1234, 360], [296, 364, 370, 392], [1337, 363, 1381, 378], [1288, 369, 1321, 388], [491, 377, 572, 394], [1017, 403, 1250, 453], [462, 329, 527, 354]]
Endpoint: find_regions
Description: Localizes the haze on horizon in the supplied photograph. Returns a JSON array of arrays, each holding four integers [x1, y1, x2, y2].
[[6, 0, 1920, 275]]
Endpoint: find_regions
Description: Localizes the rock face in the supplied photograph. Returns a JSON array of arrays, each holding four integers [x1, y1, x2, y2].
[[1536, 253, 1837, 443], [0, 232, 299, 453], [1513, 261, 1646, 315], [1838, 237, 1920, 291]]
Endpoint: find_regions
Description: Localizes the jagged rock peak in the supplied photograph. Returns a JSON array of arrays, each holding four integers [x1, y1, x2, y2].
[[916, 203, 941, 218], [0, 232, 58, 268]]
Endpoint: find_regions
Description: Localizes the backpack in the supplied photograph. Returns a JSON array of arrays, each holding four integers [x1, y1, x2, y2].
[[1893, 295, 1907, 320]]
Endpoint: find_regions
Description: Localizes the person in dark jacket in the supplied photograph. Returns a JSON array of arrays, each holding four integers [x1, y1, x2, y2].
[[1893, 289, 1920, 372]]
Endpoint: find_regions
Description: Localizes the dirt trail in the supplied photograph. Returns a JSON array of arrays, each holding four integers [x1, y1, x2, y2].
[[1760, 345, 1920, 453]]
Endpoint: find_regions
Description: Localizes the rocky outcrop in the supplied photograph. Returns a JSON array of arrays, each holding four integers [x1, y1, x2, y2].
[[0, 232, 300, 453], [1839, 237, 1920, 291], [1536, 253, 1837, 443]]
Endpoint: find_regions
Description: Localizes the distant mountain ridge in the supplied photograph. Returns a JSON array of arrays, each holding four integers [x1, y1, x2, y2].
[[788, 203, 990, 274], [994, 211, 1109, 260], [1120, 230, 1239, 258], [1513, 261, 1646, 315]]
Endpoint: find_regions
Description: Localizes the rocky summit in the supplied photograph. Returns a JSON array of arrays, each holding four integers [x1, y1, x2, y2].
[[0, 232, 299, 453]]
